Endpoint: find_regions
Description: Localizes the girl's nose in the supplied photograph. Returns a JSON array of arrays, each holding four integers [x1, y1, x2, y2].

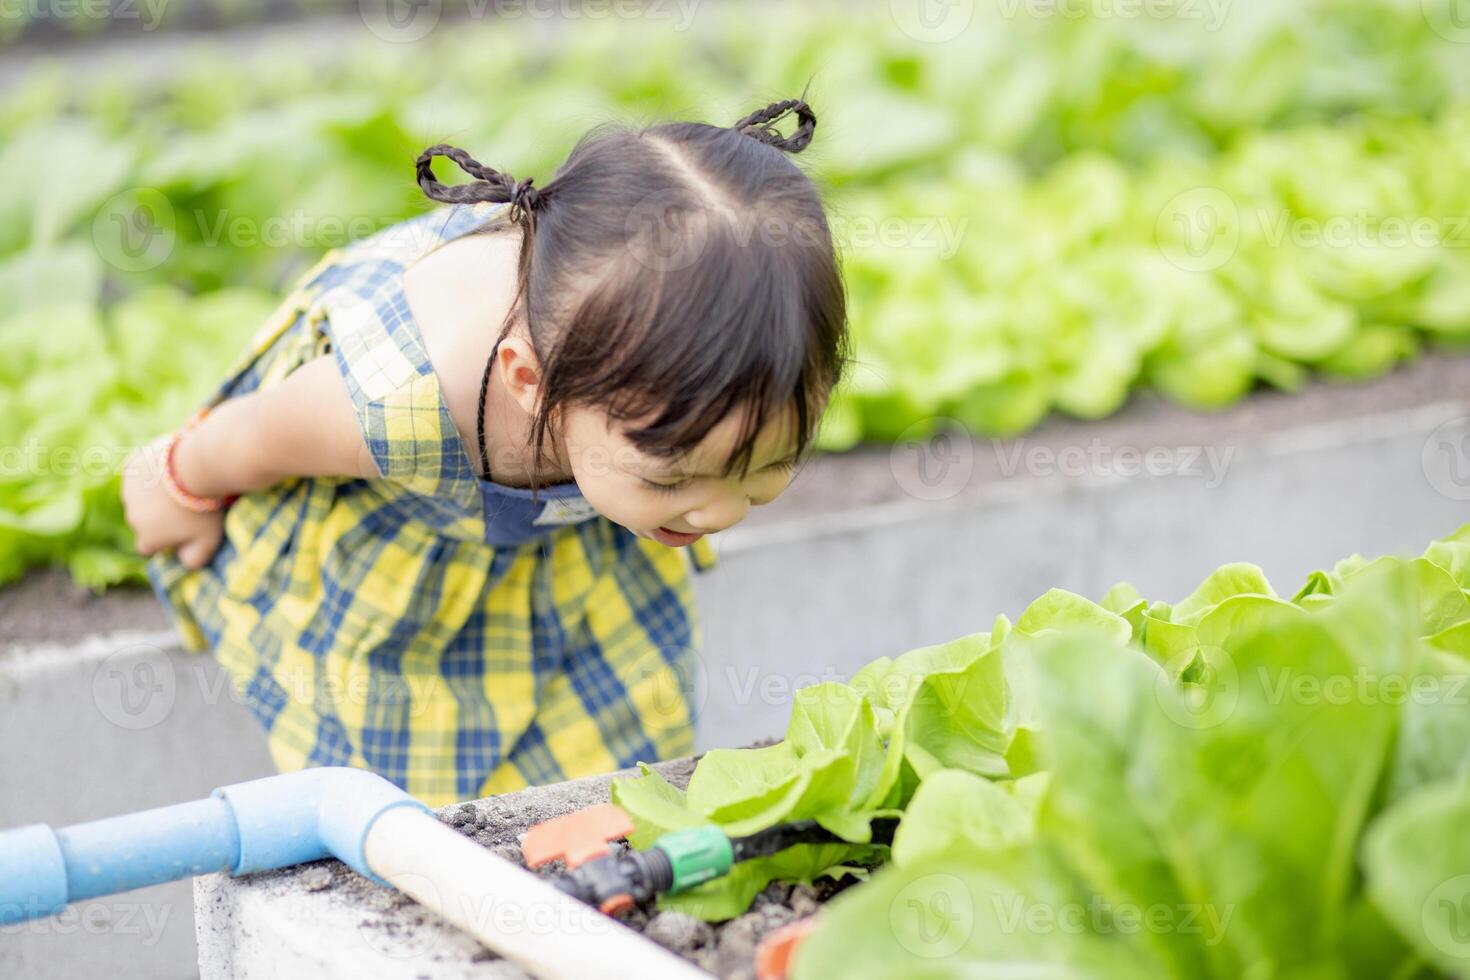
[[686, 491, 750, 534]]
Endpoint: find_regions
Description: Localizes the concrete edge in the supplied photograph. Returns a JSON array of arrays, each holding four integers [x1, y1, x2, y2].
[[718, 397, 1470, 555], [1, 629, 184, 679]]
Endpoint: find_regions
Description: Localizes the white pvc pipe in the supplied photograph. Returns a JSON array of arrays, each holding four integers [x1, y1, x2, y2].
[[364, 806, 709, 980]]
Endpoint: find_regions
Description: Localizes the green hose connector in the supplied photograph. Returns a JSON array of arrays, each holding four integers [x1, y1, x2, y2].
[[653, 826, 733, 893]]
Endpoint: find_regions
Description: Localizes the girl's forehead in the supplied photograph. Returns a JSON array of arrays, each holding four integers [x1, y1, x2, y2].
[[603, 402, 801, 472]]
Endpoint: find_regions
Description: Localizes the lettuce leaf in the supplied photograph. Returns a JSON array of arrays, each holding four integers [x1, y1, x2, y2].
[[796, 557, 1463, 978]]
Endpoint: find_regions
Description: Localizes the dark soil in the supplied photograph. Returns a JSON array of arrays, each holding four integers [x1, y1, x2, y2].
[[433, 800, 862, 980], [0, 571, 165, 649]]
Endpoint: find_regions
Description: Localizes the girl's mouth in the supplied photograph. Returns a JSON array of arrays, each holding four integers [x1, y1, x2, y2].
[[651, 526, 704, 547]]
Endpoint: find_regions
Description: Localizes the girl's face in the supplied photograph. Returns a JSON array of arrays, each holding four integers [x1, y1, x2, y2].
[[558, 403, 802, 548]]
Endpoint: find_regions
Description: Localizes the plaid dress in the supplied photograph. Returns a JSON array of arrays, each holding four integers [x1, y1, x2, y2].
[[147, 202, 717, 808]]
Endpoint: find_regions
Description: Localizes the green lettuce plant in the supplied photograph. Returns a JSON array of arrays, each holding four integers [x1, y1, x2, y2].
[[613, 525, 1470, 980]]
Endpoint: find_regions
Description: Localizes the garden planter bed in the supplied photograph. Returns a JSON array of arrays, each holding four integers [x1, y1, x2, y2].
[[194, 756, 846, 980], [195, 508, 1470, 978], [416, 786, 858, 980]]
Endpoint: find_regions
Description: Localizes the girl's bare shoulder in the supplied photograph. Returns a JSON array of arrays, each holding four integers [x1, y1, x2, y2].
[[403, 230, 521, 443]]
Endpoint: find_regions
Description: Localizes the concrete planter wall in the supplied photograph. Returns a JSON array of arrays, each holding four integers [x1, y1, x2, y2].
[[194, 759, 697, 979], [4, 355, 1470, 978]]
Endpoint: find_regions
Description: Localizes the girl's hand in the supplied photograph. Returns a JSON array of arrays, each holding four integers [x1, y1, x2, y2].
[[121, 435, 225, 570], [119, 354, 377, 571]]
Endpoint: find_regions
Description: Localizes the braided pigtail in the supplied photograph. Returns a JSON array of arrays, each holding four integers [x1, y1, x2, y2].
[[732, 99, 817, 154], [414, 144, 546, 222], [414, 144, 546, 481]]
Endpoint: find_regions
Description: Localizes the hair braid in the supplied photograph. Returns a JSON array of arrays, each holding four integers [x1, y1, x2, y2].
[[415, 144, 545, 219], [732, 99, 817, 154]]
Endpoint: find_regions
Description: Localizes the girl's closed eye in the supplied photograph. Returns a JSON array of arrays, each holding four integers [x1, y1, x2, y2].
[[642, 477, 693, 494], [641, 457, 798, 495]]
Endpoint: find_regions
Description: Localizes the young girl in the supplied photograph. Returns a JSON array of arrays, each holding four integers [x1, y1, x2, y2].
[[121, 99, 848, 808]]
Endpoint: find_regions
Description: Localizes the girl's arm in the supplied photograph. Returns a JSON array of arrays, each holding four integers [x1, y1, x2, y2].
[[123, 354, 379, 568], [172, 353, 381, 497]]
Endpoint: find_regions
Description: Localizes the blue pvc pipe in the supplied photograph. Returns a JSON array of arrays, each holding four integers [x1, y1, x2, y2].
[[0, 767, 430, 926], [57, 797, 241, 902]]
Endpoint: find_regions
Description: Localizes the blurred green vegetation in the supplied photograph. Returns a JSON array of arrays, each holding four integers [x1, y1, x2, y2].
[[4, 0, 1470, 587]]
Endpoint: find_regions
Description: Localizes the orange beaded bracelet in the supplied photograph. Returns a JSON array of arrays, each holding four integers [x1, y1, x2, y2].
[[162, 407, 239, 514]]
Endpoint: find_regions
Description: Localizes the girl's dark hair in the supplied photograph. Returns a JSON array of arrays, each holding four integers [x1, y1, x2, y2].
[[414, 99, 848, 489]]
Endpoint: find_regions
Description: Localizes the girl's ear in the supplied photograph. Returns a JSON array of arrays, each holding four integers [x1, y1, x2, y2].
[[495, 336, 544, 416]]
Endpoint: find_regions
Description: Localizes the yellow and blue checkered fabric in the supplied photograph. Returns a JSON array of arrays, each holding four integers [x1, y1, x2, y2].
[[147, 202, 717, 807]]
